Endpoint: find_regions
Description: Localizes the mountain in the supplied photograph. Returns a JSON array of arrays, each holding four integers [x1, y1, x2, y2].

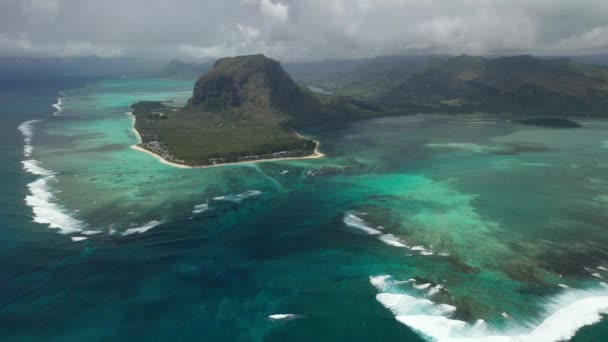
[[376, 55, 608, 115], [132, 54, 377, 166], [154, 59, 213, 79], [320, 54, 450, 98]]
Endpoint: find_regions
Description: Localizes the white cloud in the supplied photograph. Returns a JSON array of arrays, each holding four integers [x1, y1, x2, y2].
[[243, 0, 288, 22], [1, 0, 608, 60]]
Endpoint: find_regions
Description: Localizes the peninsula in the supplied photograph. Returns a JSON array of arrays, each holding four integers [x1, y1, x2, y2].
[[132, 54, 374, 167]]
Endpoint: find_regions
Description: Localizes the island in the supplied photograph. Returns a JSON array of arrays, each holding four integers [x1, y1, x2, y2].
[[131, 54, 375, 167]]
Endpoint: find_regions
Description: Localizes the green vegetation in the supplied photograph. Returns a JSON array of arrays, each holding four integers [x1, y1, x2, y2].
[[334, 55, 608, 116], [133, 54, 377, 166]]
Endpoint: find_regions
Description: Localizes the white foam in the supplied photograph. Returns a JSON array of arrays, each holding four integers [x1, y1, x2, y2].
[[421, 251, 435, 256], [558, 284, 569, 289], [268, 314, 300, 321], [376, 293, 457, 317], [22, 159, 54, 176], [598, 266, 608, 272], [397, 315, 468, 341], [414, 283, 432, 290], [122, 220, 162, 236], [18, 120, 42, 157], [213, 190, 262, 203], [429, 284, 445, 296], [410, 246, 427, 251], [71, 236, 87, 242], [370, 275, 393, 290], [592, 273, 604, 279], [193, 202, 209, 214], [280, 170, 290, 175], [52, 96, 63, 116], [343, 213, 382, 235], [23, 162, 86, 234], [372, 274, 608, 342], [81, 230, 102, 235], [379, 234, 408, 247]]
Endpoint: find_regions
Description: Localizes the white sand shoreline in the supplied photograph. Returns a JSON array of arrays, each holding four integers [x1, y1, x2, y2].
[[129, 112, 324, 169]]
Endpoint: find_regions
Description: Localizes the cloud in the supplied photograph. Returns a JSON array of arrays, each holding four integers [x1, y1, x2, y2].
[[244, 0, 288, 22], [1, 0, 607, 60]]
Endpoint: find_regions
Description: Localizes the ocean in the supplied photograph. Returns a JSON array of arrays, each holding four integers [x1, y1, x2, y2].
[[1, 76, 607, 341]]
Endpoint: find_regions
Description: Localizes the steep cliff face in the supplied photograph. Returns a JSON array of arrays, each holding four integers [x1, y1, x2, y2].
[[185, 54, 321, 122]]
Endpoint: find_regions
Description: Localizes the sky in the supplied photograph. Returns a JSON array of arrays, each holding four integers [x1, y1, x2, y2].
[[1, 0, 608, 61]]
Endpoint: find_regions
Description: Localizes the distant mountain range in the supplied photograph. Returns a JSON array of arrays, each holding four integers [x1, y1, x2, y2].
[[376, 54, 608, 115]]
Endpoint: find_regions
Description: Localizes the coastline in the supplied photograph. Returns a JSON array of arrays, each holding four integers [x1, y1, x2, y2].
[[129, 113, 324, 169]]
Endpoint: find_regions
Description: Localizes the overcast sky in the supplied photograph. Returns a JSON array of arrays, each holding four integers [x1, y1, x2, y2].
[[1, 0, 608, 61]]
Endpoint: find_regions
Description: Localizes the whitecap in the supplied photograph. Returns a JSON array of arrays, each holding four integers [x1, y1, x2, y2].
[[18, 120, 42, 158], [52, 96, 63, 116], [598, 266, 608, 272], [22, 159, 54, 176], [591, 273, 604, 279], [558, 284, 569, 289], [372, 274, 608, 342], [379, 234, 408, 248], [193, 201, 209, 214], [71, 236, 87, 242], [122, 220, 163, 236], [413, 283, 432, 290], [376, 293, 456, 317], [343, 213, 382, 235], [428, 284, 444, 296], [23, 162, 86, 234], [268, 314, 301, 321], [369, 275, 393, 290]]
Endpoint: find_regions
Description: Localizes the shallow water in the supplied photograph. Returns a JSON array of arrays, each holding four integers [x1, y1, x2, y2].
[[2, 77, 608, 341]]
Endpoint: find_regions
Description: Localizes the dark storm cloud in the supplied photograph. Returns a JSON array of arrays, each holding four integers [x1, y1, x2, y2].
[[1, 0, 608, 60]]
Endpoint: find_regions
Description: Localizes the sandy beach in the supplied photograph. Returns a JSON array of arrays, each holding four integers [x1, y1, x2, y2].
[[130, 113, 324, 169]]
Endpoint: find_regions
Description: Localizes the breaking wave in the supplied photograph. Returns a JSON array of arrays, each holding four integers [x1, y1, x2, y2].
[[18, 120, 42, 158], [22, 160, 86, 234], [52, 93, 64, 116], [121, 220, 163, 236], [19, 93, 87, 236], [370, 274, 608, 342], [193, 201, 210, 214], [343, 212, 449, 256]]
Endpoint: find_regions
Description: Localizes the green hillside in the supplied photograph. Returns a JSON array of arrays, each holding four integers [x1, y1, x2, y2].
[[133, 54, 377, 166], [376, 55, 608, 115]]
